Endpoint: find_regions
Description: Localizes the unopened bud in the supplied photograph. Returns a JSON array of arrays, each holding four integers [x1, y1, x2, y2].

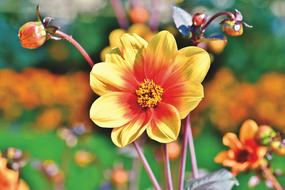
[[111, 166, 128, 187], [192, 13, 207, 26], [130, 6, 149, 24], [256, 125, 276, 146], [167, 141, 181, 160], [18, 21, 46, 49], [221, 20, 243, 36], [271, 141, 285, 156]]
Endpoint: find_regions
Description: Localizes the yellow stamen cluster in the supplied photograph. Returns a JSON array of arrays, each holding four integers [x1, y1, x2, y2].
[[136, 79, 164, 108]]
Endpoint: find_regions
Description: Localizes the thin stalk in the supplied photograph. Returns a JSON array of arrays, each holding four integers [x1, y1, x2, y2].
[[186, 115, 199, 178], [178, 122, 188, 190], [201, 11, 235, 33], [149, 0, 160, 31], [133, 141, 161, 190], [111, 0, 129, 29], [262, 165, 283, 190], [55, 30, 94, 67], [163, 144, 174, 190], [129, 158, 140, 190]]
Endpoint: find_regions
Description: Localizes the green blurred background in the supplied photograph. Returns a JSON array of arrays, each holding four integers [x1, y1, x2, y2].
[[0, 0, 285, 189]]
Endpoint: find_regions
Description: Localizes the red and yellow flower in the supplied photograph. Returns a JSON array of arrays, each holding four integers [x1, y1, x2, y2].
[[90, 31, 210, 147], [215, 120, 267, 175]]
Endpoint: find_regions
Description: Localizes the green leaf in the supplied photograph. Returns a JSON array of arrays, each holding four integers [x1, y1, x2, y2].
[[185, 169, 239, 190]]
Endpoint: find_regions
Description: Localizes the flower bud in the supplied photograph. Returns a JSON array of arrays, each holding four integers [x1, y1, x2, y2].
[[130, 6, 149, 24], [221, 20, 243, 36], [271, 141, 285, 156], [207, 39, 227, 54], [167, 141, 181, 160], [111, 166, 128, 187], [74, 150, 95, 167], [192, 13, 207, 26], [18, 21, 46, 49], [255, 125, 276, 146]]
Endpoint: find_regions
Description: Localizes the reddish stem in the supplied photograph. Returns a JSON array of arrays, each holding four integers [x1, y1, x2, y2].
[[186, 115, 199, 178], [149, 0, 160, 31], [178, 121, 188, 190], [201, 11, 235, 33], [133, 141, 161, 190], [163, 144, 173, 190], [55, 30, 94, 68], [262, 165, 283, 190], [111, 0, 129, 29]]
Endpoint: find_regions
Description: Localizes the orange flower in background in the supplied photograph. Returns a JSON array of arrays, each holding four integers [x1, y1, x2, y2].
[[90, 31, 210, 147], [215, 120, 267, 175], [0, 68, 92, 130], [0, 156, 29, 190]]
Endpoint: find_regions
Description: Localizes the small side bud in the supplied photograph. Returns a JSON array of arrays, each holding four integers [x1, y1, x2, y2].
[[255, 125, 276, 146], [167, 141, 181, 160], [111, 165, 128, 187], [221, 20, 243, 36], [192, 13, 207, 26], [18, 21, 46, 49], [271, 141, 285, 156], [130, 6, 149, 24]]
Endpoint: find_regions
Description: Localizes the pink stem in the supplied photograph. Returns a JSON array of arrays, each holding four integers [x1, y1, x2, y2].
[[111, 0, 129, 29], [133, 141, 161, 190], [149, 0, 160, 31], [55, 30, 94, 67], [201, 11, 235, 33], [178, 121, 188, 190], [163, 144, 173, 190], [186, 115, 199, 178]]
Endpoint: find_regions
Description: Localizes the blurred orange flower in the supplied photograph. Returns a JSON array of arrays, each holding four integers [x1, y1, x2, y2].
[[0, 68, 92, 130], [194, 69, 285, 133], [215, 120, 267, 175], [0, 156, 29, 190]]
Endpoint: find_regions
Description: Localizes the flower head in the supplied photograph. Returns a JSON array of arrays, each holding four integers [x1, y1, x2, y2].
[[215, 120, 267, 175], [90, 31, 210, 147]]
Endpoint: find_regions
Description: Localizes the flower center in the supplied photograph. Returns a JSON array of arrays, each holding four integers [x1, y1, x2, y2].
[[236, 149, 250, 163], [136, 79, 164, 108]]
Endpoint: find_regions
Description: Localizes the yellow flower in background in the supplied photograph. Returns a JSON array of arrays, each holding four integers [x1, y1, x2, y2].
[[0, 156, 29, 190], [215, 120, 267, 175], [90, 31, 210, 147], [100, 24, 154, 61]]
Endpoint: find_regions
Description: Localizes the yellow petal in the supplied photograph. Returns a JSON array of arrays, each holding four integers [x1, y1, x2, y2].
[[100, 46, 110, 61], [18, 179, 30, 190], [105, 47, 128, 67], [120, 33, 147, 66], [144, 30, 177, 67], [109, 29, 126, 48], [90, 62, 135, 96], [239, 119, 258, 143], [232, 162, 249, 175], [90, 92, 136, 128], [173, 46, 210, 83], [146, 103, 181, 143], [111, 112, 149, 147], [223, 133, 243, 150], [163, 81, 204, 119], [214, 151, 228, 163]]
